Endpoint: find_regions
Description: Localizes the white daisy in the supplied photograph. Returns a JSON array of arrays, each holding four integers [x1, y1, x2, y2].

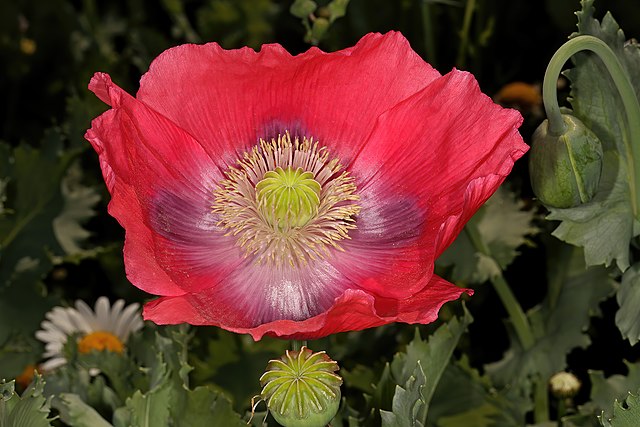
[[35, 297, 143, 371]]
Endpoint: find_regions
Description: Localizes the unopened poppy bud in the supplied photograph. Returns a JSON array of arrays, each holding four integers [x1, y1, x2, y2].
[[549, 371, 581, 399], [260, 346, 342, 427], [529, 114, 603, 208]]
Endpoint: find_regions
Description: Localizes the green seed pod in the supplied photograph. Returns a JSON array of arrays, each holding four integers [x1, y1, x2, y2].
[[529, 114, 603, 208], [260, 347, 342, 427]]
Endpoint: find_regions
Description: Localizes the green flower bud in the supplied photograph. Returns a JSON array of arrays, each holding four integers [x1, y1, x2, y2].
[[529, 114, 603, 208], [290, 0, 317, 18], [260, 347, 342, 427]]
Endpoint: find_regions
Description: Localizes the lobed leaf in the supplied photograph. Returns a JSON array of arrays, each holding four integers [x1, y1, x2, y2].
[[0, 375, 53, 427], [599, 390, 640, 427], [428, 357, 528, 426], [574, 361, 640, 422], [380, 363, 427, 427], [438, 186, 538, 284], [486, 243, 613, 390], [615, 262, 640, 345], [54, 393, 113, 427], [381, 308, 473, 425]]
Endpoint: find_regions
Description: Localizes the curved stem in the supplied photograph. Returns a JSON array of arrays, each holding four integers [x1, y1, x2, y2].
[[542, 35, 640, 217], [464, 225, 535, 350]]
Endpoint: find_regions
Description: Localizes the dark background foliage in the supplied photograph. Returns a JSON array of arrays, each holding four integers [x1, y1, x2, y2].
[[2, 0, 640, 425]]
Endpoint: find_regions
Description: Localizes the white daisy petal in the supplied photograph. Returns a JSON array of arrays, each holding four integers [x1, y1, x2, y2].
[[40, 357, 67, 371], [67, 308, 92, 333], [115, 303, 142, 339], [75, 300, 99, 330], [35, 329, 66, 343], [109, 299, 125, 332], [95, 297, 110, 329]]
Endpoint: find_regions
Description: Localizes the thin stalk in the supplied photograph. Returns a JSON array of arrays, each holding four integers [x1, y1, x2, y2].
[[464, 225, 535, 349], [291, 340, 307, 351], [542, 35, 640, 218], [557, 397, 567, 423], [456, 0, 476, 68], [465, 224, 544, 420], [420, 0, 437, 65], [533, 375, 550, 424]]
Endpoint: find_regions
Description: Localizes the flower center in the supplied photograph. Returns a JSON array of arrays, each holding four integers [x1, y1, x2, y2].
[[77, 331, 124, 354], [213, 133, 360, 267], [256, 166, 321, 230]]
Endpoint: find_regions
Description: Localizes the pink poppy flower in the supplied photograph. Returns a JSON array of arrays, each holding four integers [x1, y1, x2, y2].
[[85, 32, 527, 340]]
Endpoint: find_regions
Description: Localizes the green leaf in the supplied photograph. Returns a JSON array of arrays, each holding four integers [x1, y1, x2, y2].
[[113, 326, 245, 427], [190, 329, 287, 412], [380, 362, 427, 427], [119, 379, 172, 427], [52, 161, 100, 256], [438, 186, 538, 284], [381, 308, 473, 425], [0, 375, 53, 427], [115, 370, 245, 427], [486, 244, 613, 389], [437, 405, 502, 427], [173, 385, 245, 427], [547, 0, 640, 271], [599, 390, 640, 427], [341, 364, 377, 395], [428, 357, 528, 427], [0, 280, 58, 379], [54, 393, 113, 427], [615, 262, 640, 344], [75, 348, 142, 404], [577, 361, 640, 422], [0, 135, 80, 289]]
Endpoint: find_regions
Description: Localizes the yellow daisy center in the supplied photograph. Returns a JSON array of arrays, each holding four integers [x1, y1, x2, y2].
[[212, 133, 360, 267], [77, 331, 124, 354]]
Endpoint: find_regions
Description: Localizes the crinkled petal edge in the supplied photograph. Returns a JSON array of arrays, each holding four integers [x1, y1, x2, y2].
[[143, 275, 471, 340]]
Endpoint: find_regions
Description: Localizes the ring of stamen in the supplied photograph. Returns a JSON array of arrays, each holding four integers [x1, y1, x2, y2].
[[212, 133, 360, 267]]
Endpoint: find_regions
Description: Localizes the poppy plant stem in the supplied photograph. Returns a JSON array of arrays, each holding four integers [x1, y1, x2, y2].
[[420, 0, 437, 64], [463, 224, 535, 349], [542, 35, 640, 218], [465, 224, 547, 420], [291, 340, 307, 352], [456, 0, 476, 68]]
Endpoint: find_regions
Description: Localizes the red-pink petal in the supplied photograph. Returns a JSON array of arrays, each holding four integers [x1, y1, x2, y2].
[[135, 32, 440, 165], [86, 73, 245, 297], [144, 274, 470, 340], [327, 70, 526, 299]]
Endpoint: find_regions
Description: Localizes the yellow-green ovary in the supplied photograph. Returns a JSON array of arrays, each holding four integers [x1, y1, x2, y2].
[[256, 166, 321, 229]]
